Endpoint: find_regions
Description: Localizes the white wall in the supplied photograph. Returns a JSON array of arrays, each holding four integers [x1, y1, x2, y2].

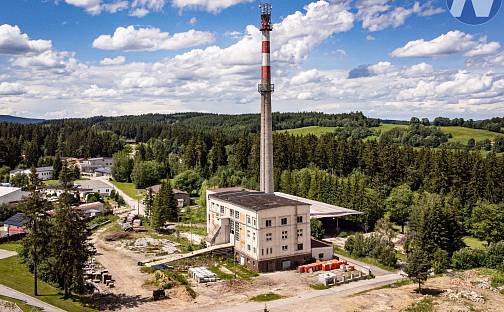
[[0, 188, 23, 204]]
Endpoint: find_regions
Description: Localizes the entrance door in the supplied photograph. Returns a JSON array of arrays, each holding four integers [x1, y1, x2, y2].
[[240, 256, 245, 266], [282, 260, 291, 270], [267, 261, 274, 272]]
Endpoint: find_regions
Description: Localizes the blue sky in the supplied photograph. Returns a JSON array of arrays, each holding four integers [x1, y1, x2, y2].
[[0, 0, 503, 120]]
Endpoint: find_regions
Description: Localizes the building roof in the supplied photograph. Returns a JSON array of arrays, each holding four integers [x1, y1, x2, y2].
[[4, 213, 29, 227], [74, 180, 110, 189], [37, 166, 53, 172], [78, 202, 104, 210], [311, 238, 333, 249], [275, 192, 363, 218], [209, 189, 308, 211], [0, 186, 21, 197], [95, 167, 112, 174]]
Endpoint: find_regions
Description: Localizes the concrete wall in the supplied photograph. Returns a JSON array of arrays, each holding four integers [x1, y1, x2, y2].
[[312, 246, 334, 261]]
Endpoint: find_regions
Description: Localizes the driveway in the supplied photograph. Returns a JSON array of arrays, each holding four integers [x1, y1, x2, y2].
[[92, 177, 146, 216], [0, 249, 17, 260], [334, 252, 393, 277], [0, 284, 66, 312]]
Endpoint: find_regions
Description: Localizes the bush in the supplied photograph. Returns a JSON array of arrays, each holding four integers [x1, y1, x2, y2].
[[451, 248, 486, 270], [432, 249, 450, 274], [486, 241, 504, 271], [345, 233, 397, 267], [338, 231, 349, 238]]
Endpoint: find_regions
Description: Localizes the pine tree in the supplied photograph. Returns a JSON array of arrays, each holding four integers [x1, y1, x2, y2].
[[51, 192, 91, 297], [151, 182, 178, 228], [405, 247, 430, 293], [52, 155, 62, 180]]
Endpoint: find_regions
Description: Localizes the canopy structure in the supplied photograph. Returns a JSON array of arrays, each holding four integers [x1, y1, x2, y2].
[[275, 192, 363, 219]]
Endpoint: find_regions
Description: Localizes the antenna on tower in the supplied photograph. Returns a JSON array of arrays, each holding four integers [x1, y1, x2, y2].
[[259, 2, 273, 31]]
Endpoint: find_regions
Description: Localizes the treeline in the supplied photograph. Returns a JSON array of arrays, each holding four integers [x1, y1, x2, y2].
[[431, 116, 504, 133]]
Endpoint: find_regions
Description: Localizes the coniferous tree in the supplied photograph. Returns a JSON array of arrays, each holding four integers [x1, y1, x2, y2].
[[51, 192, 91, 298], [52, 154, 62, 180]]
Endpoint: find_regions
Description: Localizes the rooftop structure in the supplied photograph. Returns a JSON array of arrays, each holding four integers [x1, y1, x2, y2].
[[275, 192, 363, 219], [0, 186, 24, 204], [210, 190, 306, 211]]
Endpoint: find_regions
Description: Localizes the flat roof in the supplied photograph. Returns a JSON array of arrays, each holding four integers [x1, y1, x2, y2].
[[275, 192, 363, 218], [74, 180, 110, 189], [209, 190, 308, 211], [0, 186, 21, 197]]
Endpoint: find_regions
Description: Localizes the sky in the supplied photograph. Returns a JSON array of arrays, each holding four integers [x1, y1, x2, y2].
[[0, 0, 503, 120]]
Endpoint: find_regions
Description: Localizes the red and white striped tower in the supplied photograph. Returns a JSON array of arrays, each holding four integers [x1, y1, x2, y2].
[[259, 3, 274, 194]]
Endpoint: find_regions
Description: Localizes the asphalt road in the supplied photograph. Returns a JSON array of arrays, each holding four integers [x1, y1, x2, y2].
[[92, 177, 146, 216]]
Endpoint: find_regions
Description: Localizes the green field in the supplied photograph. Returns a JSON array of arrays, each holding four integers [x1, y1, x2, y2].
[[440, 126, 504, 144], [463, 236, 486, 250], [277, 124, 503, 145], [110, 180, 145, 200], [0, 295, 42, 312], [275, 126, 338, 137], [42, 179, 60, 186], [0, 254, 96, 312]]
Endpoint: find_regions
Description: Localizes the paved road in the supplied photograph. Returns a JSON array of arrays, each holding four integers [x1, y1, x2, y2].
[[0, 285, 67, 312], [0, 249, 17, 260], [210, 273, 405, 312], [92, 177, 146, 216]]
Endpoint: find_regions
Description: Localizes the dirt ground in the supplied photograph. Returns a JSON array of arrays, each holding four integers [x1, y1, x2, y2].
[[305, 270, 504, 312], [91, 224, 504, 312]]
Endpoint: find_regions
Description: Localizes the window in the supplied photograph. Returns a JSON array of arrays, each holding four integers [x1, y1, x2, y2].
[[230, 209, 234, 217], [282, 245, 288, 251], [247, 216, 251, 224], [266, 233, 272, 241], [253, 232, 256, 241], [247, 230, 250, 238], [319, 253, 324, 259], [230, 220, 235, 234], [253, 218, 257, 227], [247, 244, 251, 251], [253, 247, 256, 254], [262, 249, 264, 255], [220, 206, 224, 214], [235, 211, 240, 219], [270, 247, 273, 254], [297, 243, 304, 251], [265, 219, 272, 227], [297, 216, 303, 223], [297, 229, 303, 237], [235, 223, 240, 241], [282, 231, 288, 240], [281, 218, 288, 225]]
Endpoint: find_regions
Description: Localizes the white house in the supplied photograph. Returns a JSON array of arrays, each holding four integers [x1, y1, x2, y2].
[[74, 180, 112, 196], [9, 166, 53, 181]]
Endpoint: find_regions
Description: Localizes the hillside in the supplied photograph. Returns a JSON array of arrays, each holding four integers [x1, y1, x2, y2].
[[0, 115, 45, 124], [277, 124, 504, 144]]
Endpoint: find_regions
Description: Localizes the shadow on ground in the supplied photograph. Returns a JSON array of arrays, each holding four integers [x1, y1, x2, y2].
[[89, 293, 152, 310]]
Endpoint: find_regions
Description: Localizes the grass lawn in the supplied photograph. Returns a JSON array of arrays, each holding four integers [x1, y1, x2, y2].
[[0, 256, 97, 312], [441, 126, 504, 144], [175, 225, 207, 236], [110, 180, 145, 200], [403, 297, 433, 312], [463, 236, 486, 250], [275, 126, 338, 137], [0, 242, 22, 252], [180, 206, 207, 224], [249, 293, 283, 302], [309, 283, 329, 290], [42, 179, 60, 186], [0, 295, 42, 312], [334, 247, 396, 272]]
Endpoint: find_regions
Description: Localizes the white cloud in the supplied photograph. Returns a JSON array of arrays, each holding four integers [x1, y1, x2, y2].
[[93, 26, 215, 51], [0, 24, 52, 55], [64, 0, 128, 15], [0, 82, 26, 96], [356, 0, 444, 32], [171, 0, 253, 13], [11, 50, 77, 71], [391, 31, 501, 58], [368, 61, 393, 74], [366, 34, 375, 41], [189, 17, 198, 25], [100, 55, 126, 65], [404, 62, 433, 76], [130, 0, 165, 16], [83, 85, 119, 97]]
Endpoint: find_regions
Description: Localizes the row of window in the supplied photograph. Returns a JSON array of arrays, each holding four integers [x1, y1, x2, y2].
[[265, 216, 304, 228], [265, 229, 303, 241], [261, 243, 304, 255]]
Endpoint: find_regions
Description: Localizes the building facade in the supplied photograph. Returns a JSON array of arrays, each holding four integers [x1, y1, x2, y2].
[[9, 166, 53, 181], [206, 188, 312, 272]]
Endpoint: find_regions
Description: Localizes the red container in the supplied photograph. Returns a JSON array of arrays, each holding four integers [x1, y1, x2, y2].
[[298, 266, 305, 273]]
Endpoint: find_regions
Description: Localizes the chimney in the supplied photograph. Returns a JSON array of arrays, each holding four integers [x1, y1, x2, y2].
[[258, 3, 274, 194]]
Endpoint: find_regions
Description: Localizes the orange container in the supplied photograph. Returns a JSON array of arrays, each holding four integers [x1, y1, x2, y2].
[[298, 266, 305, 273], [323, 264, 331, 271]]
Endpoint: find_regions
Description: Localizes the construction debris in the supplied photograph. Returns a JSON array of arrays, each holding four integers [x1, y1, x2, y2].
[[443, 289, 485, 303], [188, 267, 217, 283]]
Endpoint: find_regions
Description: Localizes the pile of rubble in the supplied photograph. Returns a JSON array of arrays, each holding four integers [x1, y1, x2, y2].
[[122, 237, 180, 254], [443, 289, 485, 303]]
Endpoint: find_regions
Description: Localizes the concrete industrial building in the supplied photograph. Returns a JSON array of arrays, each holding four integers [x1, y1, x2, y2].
[[0, 186, 25, 204], [9, 166, 54, 181], [205, 4, 360, 272]]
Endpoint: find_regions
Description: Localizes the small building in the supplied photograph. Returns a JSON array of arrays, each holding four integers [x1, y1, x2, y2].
[[206, 188, 312, 272], [74, 180, 112, 196], [9, 166, 54, 181], [3, 212, 29, 234], [0, 186, 24, 204], [311, 238, 334, 261], [77, 202, 106, 218], [146, 185, 191, 208]]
